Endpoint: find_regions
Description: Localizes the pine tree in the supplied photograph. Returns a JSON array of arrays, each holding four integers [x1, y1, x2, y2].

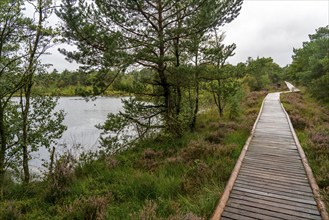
[[57, 0, 242, 135]]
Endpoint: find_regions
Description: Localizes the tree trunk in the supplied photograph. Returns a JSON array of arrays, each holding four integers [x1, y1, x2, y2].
[[190, 80, 199, 130], [0, 105, 6, 199], [49, 146, 55, 180], [190, 51, 200, 130], [20, 0, 43, 184], [157, 0, 178, 135], [20, 84, 32, 184], [176, 86, 181, 116]]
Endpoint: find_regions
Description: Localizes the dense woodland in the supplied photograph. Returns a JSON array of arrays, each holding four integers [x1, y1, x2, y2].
[[0, 0, 328, 218]]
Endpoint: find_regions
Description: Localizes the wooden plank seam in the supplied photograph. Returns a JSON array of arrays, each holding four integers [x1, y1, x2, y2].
[[212, 87, 328, 219], [211, 95, 267, 220], [280, 94, 329, 220]]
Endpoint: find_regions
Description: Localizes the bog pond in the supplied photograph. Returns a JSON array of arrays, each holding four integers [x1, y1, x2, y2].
[[30, 96, 126, 170]]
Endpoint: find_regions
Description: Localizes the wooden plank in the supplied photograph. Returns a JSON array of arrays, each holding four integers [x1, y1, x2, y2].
[[228, 198, 321, 220], [241, 163, 307, 176], [237, 175, 312, 191], [212, 88, 325, 219], [235, 179, 312, 195], [248, 145, 297, 150], [240, 169, 308, 183], [234, 182, 315, 200], [221, 211, 254, 220], [223, 206, 282, 220], [245, 153, 302, 161], [240, 167, 308, 180], [236, 176, 313, 193], [253, 135, 295, 141], [241, 163, 306, 174], [247, 148, 299, 154], [251, 138, 295, 143], [281, 98, 329, 220], [230, 192, 320, 215], [248, 144, 296, 150], [242, 161, 302, 170], [249, 143, 297, 149], [241, 167, 306, 177], [219, 216, 234, 220], [255, 128, 291, 131], [234, 182, 314, 199], [233, 187, 317, 205], [238, 171, 310, 186], [247, 150, 299, 155], [227, 202, 299, 220], [244, 155, 302, 164], [232, 190, 319, 210], [243, 158, 304, 168]]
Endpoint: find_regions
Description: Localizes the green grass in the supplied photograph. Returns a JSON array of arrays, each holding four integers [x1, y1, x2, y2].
[[281, 91, 329, 213], [0, 91, 267, 219]]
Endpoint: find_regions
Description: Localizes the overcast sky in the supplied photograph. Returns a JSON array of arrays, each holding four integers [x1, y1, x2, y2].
[[44, 0, 329, 72], [222, 0, 329, 66]]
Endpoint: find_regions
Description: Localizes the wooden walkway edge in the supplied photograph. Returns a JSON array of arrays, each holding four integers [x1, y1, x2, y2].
[[212, 83, 329, 220]]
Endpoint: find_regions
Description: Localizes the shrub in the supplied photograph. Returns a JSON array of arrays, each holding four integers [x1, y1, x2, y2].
[[63, 196, 108, 220], [181, 160, 209, 193], [45, 153, 76, 203], [130, 200, 158, 220], [289, 114, 308, 130], [309, 130, 329, 150], [0, 201, 21, 220]]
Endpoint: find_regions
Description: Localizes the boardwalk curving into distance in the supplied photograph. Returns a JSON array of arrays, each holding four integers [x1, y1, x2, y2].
[[212, 83, 328, 220]]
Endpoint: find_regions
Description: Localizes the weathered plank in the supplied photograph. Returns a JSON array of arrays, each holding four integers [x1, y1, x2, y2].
[[229, 193, 320, 215], [211, 90, 326, 219], [228, 198, 321, 220], [232, 190, 318, 210], [236, 175, 312, 190]]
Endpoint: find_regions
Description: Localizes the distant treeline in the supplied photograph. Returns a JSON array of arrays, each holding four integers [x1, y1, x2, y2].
[[35, 56, 285, 97]]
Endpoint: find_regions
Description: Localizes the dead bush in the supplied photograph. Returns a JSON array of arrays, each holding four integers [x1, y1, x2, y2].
[[105, 156, 119, 169], [46, 153, 76, 203]]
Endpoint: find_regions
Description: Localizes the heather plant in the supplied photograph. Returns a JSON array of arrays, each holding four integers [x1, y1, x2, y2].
[[0, 90, 266, 219], [281, 91, 329, 212], [63, 196, 108, 220]]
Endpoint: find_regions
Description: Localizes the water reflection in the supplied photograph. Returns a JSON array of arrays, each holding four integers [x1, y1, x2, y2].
[[30, 96, 125, 170]]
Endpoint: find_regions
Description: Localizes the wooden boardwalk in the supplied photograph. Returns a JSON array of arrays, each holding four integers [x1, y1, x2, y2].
[[212, 90, 327, 220]]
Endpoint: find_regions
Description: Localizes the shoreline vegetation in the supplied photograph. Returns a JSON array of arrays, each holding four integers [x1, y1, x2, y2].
[[0, 88, 267, 219]]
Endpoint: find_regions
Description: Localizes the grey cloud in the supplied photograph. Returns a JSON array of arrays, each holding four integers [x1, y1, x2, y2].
[[223, 0, 328, 66], [43, 1, 328, 71]]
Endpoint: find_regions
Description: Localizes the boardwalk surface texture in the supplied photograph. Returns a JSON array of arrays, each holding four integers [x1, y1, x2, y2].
[[212, 86, 327, 220]]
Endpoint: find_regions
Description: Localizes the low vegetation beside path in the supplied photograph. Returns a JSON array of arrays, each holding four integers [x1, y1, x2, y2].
[[281, 91, 329, 213], [0, 91, 266, 219]]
